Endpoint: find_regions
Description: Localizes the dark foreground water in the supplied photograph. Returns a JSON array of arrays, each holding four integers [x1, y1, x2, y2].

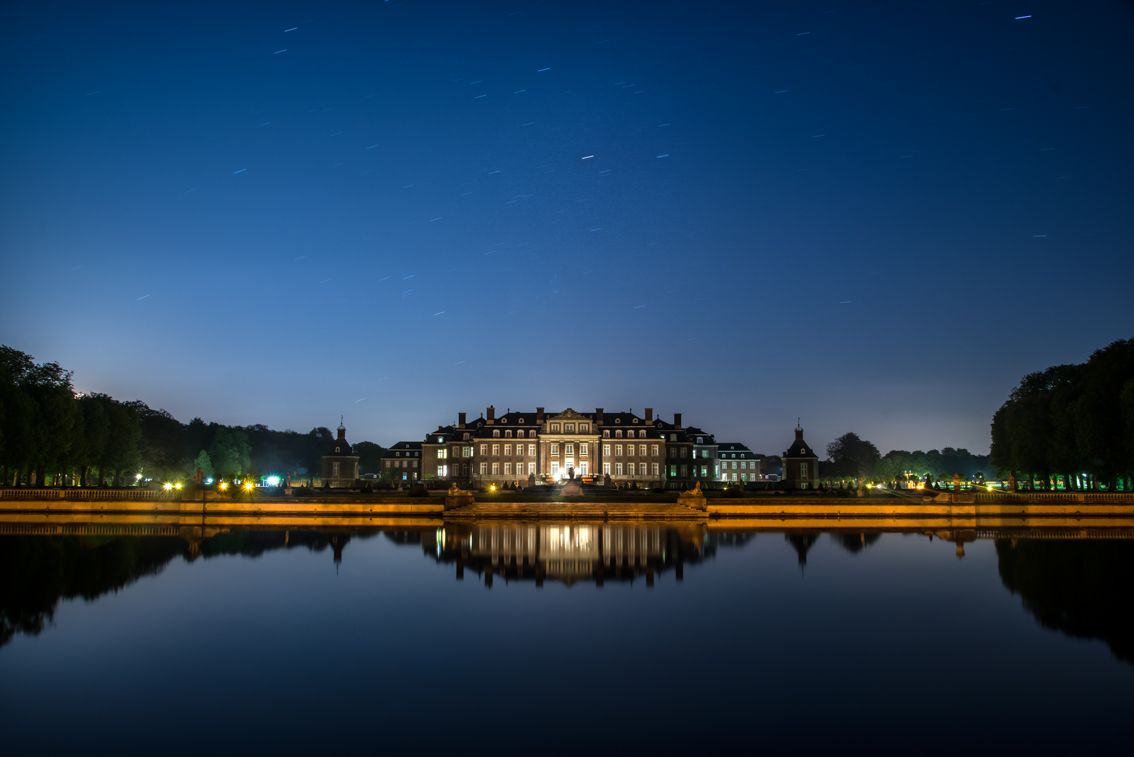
[[1, 523, 1132, 755]]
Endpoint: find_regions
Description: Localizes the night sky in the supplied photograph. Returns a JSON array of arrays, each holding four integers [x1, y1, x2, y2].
[[2, 0, 1131, 455]]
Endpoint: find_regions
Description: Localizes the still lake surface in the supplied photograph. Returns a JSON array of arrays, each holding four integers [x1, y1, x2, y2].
[[1, 522, 1132, 755]]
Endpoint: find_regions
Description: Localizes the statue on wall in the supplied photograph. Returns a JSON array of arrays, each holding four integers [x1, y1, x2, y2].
[[1008, 471, 1018, 493], [567, 466, 575, 480]]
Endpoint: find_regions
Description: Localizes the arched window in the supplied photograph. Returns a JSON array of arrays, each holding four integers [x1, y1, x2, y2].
[[517, 430, 525, 438], [493, 430, 500, 438], [505, 430, 512, 438], [603, 430, 610, 438]]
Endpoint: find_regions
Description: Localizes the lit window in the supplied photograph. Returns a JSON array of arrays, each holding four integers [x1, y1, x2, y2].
[[639, 444, 646, 456], [551, 443, 559, 455], [517, 430, 525, 438], [492, 463, 499, 474], [528, 444, 535, 456], [437, 466, 445, 477], [627, 445, 634, 456], [603, 430, 610, 438], [492, 444, 499, 455], [603, 444, 610, 456], [616, 445, 623, 456], [504, 444, 511, 456], [580, 462, 588, 475], [504, 463, 511, 475], [616, 463, 623, 475], [527, 463, 535, 474], [551, 462, 559, 475], [515, 445, 523, 458], [580, 443, 588, 456], [480, 463, 487, 474], [628, 463, 636, 475], [603, 463, 611, 474], [505, 430, 512, 438], [651, 445, 658, 456], [652, 463, 659, 475]]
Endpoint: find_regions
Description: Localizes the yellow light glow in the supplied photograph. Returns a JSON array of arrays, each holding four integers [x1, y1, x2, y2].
[[175, 483, 182, 490], [219, 482, 228, 490], [244, 482, 253, 491], [163, 483, 172, 491]]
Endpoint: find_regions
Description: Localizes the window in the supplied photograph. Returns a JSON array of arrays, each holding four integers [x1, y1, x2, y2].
[[580, 425, 588, 432], [669, 465, 676, 477], [670, 434, 677, 441], [551, 424, 560, 432], [332, 462, 340, 477], [464, 446, 473, 457], [551, 462, 559, 475], [492, 444, 499, 456], [463, 433, 469, 440], [518, 418, 524, 424], [652, 463, 659, 475], [732, 473, 738, 482], [480, 463, 487, 474], [669, 448, 675, 458], [565, 424, 574, 432], [680, 448, 688, 458], [493, 430, 500, 437], [639, 444, 647, 456], [335, 447, 340, 453], [528, 462, 535, 474], [437, 466, 445, 477], [632, 418, 638, 424], [603, 463, 611, 474], [801, 465, 808, 481], [515, 445, 523, 458], [640, 431, 646, 438], [438, 449, 447, 459], [504, 463, 512, 474], [616, 463, 623, 475], [551, 443, 559, 455], [615, 445, 623, 456], [732, 461, 737, 469], [580, 443, 588, 456], [565, 443, 574, 455], [628, 463, 636, 475], [395, 451, 400, 457], [680, 465, 687, 477], [603, 430, 610, 438], [505, 430, 512, 438], [504, 444, 511, 456], [517, 430, 525, 438], [528, 444, 536, 456], [492, 463, 499, 474], [412, 460, 417, 468], [480, 444, 487, 455], [651, 444, 658, 456], [615, 418, 621, 424], [603, 444, 610, 456], [580, 462, 588, 474]]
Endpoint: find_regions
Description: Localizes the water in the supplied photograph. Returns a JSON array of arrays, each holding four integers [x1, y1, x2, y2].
[[1, 522, 1131, 755]]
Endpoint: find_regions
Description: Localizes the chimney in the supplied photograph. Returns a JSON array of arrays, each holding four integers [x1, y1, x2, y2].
[[674, 413, 682, 429], [645, 407, 653, 422], [536, 407, 545, 424], [795, 427, 805, 443], [458, 412, 466, 428], [596, 408, 604, 425], [487, 405, 495, 422]]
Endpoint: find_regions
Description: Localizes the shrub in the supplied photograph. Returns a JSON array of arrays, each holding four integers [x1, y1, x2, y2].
[[722, 487, 745, 498], [406, 485, 429, 498]]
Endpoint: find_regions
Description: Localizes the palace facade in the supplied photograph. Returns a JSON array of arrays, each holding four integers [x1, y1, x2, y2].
[[381, 406, 762, 489]]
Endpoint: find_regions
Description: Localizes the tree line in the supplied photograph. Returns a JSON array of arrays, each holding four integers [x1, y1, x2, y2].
[[0, 346, 385, 487], [821, 431, 995, 485], [990, 338, 1133, 491]]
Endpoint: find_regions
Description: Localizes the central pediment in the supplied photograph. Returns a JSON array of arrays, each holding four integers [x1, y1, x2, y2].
[[548, 408, 590, 420]]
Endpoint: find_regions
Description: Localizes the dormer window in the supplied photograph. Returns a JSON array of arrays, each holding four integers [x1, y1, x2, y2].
[[632, 418, 638, 424], [505, 430, 512, 438], [396, 452, 400, 457], [615, 418, 621, 424], [335, 447, 340, 453], [551, 424, 560, 432], [493, 430, 500, 437], [517, 430, 525, 438], [463, 433, 469, 440], [518, 417, 524, 423], [696, 437, 703, 444], [603, 430, 610, 438], [580, 424, 588, 432], [615, 430, 622, 438], [565, 424, 574, 433]]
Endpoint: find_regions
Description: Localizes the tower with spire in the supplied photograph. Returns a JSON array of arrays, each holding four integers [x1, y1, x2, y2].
[[782, 421, 819, 490], [321, 418, 361, 488]]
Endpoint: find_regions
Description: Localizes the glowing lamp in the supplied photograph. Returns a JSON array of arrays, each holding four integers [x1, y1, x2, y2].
[[163, 483, 172, 491]]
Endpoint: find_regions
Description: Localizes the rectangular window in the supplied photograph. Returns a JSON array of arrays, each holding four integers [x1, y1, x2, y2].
[[332, 462, 340, 477], [681, 448, 688, 458], [504, 444, 511, 456], [479, 444, 487, 456], [565, 424, 574, 432], [732, 461, 737, 469], [680, 465, 687, 477], [479, 463, 487, 474], [551, 462, 559, 476], [801, 465, 808, 481], [515, 445, 523, 458], [565, 443, 574, 455], [529, 444, 536, 456], [603, 463, 611, 474], [616, 463, 623, 475], [603, 444, 610, 456], [492, 444, 499, 456], [412, 460, 417, 468], [437, 466, 445, 477], [437, 449, 447, 459], [528, 462, 535, 474], [551, 443, 559, 455], [464, 446, 472, 457], [491, 463, 499, 474], [652, 463, 659, 475], [580, 443, 587, 456], [627, 445, 634, 456], [551, 424, 560, 432], [615, 444, 623, 456], [651, 444, 658, 456], [580, 463, 588, 475], [732, 473, 738, 481], [639, 444, 646, 456], [581, 425, 588, 432], [669, 465, 676, 477], [504, 463, 512, 475]]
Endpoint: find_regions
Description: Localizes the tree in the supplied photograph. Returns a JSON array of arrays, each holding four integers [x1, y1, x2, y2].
[[193, 450, 214, 481], [209, 427, 252, 480], [354, 441, 385, 475], [126, 403, 188, 482], [826, 433, 880, 479]]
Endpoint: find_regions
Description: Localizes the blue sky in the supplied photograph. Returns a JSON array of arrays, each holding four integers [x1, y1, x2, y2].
[[2, 0, 1131, 455]]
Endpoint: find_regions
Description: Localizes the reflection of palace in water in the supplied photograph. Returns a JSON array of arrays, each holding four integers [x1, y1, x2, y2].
[[410, 523, 749, 587]]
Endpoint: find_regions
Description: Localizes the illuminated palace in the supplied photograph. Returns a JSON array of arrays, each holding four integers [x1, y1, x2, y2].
[[380, 406, 762, 489]]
